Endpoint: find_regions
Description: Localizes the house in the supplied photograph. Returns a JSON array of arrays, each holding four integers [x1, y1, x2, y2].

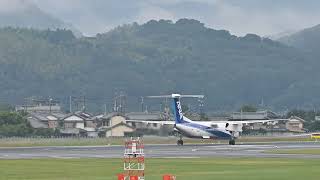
[[27, 114, 48, 128], [99, 114, 135, 137], [60, 112, 101, 137], [18, 98, 66, 129], [27, 112, 64, 129], [82, 127, 99, 137], [62, 114, 85, 129], [285, 116, 305, 132], [105, 122, 135, 137], [59, 128, 81, 136], [74, 111, 97, 128]]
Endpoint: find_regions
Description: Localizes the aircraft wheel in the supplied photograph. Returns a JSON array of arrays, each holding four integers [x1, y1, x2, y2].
[[229, 139, 236, 145], [177, 139, 184, 146]]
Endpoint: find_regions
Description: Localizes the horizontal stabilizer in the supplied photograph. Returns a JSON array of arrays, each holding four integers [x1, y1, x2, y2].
[[146, 94, 204, 99]]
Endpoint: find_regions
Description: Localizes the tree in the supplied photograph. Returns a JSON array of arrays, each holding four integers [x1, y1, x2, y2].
[[0, 112, 33, 137], [0, 103, 14, 112], [0, 19, 319, 112], [0, 112, 56, 137]]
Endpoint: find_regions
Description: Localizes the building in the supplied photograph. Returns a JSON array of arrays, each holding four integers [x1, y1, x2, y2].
[[27, 113, 49, 128], [62, 114, 85, 129], [15, 99, 62, 113], [27, 112, 65, 129], [16, 105, 61, 112], [83, 127, 99, 137], [99, 114, 135, 137], [59, 128, 81, 136], [60, 112, 100, 137], [105, 122, 135, 137], [73, 111, 98, 128], [285, 116, 305, 132], [17, 98, 65, 129]]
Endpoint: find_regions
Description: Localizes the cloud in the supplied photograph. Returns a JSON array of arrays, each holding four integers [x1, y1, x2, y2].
[[31, 0, 141, 36], [158, 0, 320, 36], [135, 2, 177, 23], [0, 0, 32, 13], [17, 0, 320, 36]]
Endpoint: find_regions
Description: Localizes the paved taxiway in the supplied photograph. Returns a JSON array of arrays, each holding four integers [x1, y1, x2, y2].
[[0, 142, 320, 159]]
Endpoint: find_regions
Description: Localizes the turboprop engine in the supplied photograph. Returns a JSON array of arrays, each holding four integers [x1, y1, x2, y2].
[[225, 123, 242, 137]]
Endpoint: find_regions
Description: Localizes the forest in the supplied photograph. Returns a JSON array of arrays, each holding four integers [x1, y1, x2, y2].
[[0, 19, 319, 111]]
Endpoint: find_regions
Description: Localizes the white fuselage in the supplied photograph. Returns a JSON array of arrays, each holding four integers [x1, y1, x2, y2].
[[175, 120, 232, 139]]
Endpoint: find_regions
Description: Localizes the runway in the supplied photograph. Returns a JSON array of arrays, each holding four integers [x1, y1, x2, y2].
[[1, 142, 320, 159]]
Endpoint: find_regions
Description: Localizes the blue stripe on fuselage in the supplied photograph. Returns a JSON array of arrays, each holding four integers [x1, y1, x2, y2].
[[180, 122, 231, 139]]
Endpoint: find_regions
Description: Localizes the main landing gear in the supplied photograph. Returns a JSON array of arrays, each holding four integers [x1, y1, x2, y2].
[[229, 138, 236, 145], [228, 130, 236, 145], [177, 135, 184, 146]]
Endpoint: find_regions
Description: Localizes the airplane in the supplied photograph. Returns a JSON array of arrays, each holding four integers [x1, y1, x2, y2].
[[128, 94, 297, 145]]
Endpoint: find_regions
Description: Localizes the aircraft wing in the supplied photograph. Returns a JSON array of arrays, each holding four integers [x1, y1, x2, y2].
[[230, 117, 297, 125], [208, 116, 298, 125], [208, 117, 298, 132], [126, 120, 175, 125]]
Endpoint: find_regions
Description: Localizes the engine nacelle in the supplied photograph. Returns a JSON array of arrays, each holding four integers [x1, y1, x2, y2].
[[225, 123, 243, 133]]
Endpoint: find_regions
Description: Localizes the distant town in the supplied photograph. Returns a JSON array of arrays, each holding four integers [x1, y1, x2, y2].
[[10, 95, 308, 138]]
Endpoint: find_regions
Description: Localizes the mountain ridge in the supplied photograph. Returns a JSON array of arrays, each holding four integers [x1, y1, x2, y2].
[[0, 19, 319, 112]]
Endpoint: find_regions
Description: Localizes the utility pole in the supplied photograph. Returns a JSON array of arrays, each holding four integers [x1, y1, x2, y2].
[[69, 96, 72, 113], [198, 97, 204, 114], [141, 97, 144, 112], [49, 97, 53, 114], [119, 94, 122, 113], [82, 96, 86, 112]]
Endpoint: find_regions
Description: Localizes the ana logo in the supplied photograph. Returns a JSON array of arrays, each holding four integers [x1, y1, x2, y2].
[[176, 101, 183, 119]]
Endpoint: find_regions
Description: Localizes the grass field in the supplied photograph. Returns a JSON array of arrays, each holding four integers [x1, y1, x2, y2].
[[0, 158, 319, 180], [266, 148, 320, 155], [0, 136, 314, 147]]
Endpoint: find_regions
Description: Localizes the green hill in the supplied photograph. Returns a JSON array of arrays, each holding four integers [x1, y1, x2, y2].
[[0, 19, 319, 111]]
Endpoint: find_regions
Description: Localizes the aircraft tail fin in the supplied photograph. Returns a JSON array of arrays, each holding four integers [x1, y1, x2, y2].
[[145, 94, 204, 124], [172, 94, 186, 124]]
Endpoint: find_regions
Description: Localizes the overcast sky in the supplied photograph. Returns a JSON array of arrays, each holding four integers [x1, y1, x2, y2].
[[8, 0, 320, 36]]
